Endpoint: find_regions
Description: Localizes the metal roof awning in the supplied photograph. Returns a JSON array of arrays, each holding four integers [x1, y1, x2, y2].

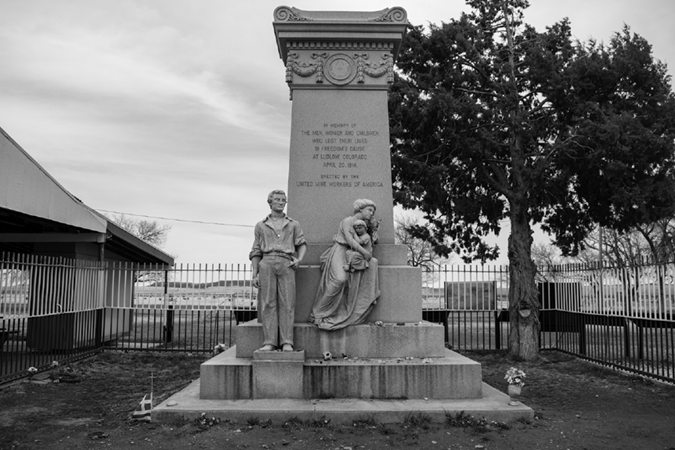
[[0, 127, 174, 265]]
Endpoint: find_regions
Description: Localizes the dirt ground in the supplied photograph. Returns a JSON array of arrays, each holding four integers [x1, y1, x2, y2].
[[1, 350, 674, 450]]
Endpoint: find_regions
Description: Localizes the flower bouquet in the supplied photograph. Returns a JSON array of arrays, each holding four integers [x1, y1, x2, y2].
[[504, 367, 526, 387], [505, 367, 526, 405]]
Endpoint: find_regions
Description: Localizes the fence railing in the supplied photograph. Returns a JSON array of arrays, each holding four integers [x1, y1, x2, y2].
[[535, 263, 674, 382], [1, 253, 106, 384], [417, 262, 674, 382], [102, 263, 256, 352], [2, 252, 674, 385]]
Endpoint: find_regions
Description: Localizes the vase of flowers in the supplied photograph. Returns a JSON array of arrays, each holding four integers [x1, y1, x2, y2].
[[505, 367, 526, 406]]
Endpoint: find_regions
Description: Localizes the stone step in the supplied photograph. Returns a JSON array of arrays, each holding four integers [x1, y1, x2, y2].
[[201, 346, 482, 400], [235, 321, 446, 359], [156, 381, 534, 425], [304, 351, 482, 400]]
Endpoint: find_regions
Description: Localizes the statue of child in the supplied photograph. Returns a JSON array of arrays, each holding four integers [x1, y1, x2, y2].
[[343, 219, 372, 273]]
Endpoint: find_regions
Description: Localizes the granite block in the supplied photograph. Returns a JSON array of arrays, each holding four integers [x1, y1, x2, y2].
[[236, 322, 445, 359]]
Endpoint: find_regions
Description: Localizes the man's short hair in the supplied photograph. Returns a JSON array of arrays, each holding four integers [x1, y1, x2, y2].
[[267, 190, 287, 204]]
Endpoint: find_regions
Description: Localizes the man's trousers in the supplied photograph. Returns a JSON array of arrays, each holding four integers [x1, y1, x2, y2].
[[258, 254, 295, 347]]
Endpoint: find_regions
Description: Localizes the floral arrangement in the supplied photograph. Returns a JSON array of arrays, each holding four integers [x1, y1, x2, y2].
[[213, 343, 227, 354], [504, 367, 526, 387]]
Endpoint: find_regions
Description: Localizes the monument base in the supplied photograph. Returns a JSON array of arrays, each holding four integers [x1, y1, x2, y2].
[[236, 321, 446, 359], [159, 321, 534, 424], [252, 349, 305, 399], [153, 377, 533, 425], [201, 345, 481, 400]]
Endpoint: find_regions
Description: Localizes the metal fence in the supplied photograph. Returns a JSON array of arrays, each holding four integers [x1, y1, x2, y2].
[[1, 253, 106, 384], [102, 262, 256, 352], [419, 262, 675, 382], [0, 254, 257, 385], [535, 262, 675, 382], [2, 251, 674, 385]]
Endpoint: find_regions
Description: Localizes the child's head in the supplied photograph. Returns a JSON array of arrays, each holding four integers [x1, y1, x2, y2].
[[353, 219, 367, 236]]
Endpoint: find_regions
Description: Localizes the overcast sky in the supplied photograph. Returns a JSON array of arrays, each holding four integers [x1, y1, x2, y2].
[[1, 0, 673, 264]]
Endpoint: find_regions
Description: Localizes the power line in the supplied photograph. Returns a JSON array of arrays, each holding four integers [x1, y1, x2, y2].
[[95, 209, 254, 228]]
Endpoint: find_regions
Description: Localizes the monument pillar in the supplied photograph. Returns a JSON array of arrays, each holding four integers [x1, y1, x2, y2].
[[273, 6, 408, 255], [273, 6, 420, 324]]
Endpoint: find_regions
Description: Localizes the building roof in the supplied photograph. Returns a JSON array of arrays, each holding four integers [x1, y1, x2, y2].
[[0, 126, 173, 265]]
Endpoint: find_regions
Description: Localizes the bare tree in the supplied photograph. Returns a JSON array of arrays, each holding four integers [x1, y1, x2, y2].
[[394, 214, 451, 271], [581, 219, 675, 267], [106, 214, 173, 284], [110, 214, 171, 248]]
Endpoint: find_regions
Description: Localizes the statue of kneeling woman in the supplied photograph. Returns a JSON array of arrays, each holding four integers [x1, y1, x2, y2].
[[309, 199, 381, 330]]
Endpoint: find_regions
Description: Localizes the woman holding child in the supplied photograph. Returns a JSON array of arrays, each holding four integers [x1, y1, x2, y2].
[[309, 199, 381, 330]]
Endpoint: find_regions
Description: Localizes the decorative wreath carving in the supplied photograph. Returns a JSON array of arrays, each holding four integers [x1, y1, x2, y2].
[[285, 52, 327, 84], [353, 53, 394, 84]]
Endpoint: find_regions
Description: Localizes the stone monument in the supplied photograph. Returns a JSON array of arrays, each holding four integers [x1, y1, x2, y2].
[[242, 5, 422, 345], [154, 6, 533, 423], [204, 5, 478, 398]]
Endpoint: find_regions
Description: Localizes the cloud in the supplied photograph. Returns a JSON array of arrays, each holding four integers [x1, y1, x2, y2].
[[2, 0, 674, 264]]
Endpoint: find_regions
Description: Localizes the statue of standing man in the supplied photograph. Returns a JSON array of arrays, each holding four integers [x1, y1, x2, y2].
[[249, 190, 306, 352]]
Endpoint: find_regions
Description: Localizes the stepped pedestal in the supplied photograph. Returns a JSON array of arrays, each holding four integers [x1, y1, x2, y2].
[[201, 344, 482, 401], [202, 322, 481, 401]]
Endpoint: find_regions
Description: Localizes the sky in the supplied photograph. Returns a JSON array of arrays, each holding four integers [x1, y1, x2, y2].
[[1, 0, 674, 265]]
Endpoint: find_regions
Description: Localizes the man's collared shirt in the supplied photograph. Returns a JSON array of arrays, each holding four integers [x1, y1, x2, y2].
[[249, 214, 306, 260]]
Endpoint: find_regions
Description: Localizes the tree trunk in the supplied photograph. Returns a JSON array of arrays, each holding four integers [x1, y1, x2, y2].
[[507, 199, 540, 360]]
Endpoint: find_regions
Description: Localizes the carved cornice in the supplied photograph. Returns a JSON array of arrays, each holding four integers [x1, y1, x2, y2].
[[273, 6, 408, 97], [286, 41, 394, 51], [274, 6, 309, 22], [274, 6, 407, 23], [373, 7, 407, 23]]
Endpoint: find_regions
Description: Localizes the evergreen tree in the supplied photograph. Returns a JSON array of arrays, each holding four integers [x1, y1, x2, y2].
[[389, 0, 675, 359]]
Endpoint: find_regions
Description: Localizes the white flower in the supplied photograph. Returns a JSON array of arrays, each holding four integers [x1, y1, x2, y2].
[[505, 367, 526, 387], [28, 367, 38, 374], [213, 343, 226, 354], [323, 351, 332, 361]]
